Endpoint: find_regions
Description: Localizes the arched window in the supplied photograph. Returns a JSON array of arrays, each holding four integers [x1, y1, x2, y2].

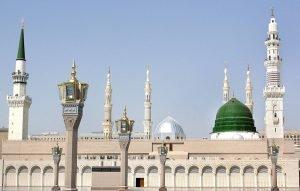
[[175, 166, 185, 173], [258, 166, 268, 173], [244, 166, 254, 173], [202, 166, 213, 174], [230, 166, 240, 173], [134, 166, 145, 174], [216, 166, 226, 173], [148, 166, 158, 174], [165, 166, 172, 173], [188, 166, 199, 174]]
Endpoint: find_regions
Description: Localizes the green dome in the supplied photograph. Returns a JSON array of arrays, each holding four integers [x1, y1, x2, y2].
[[213, 98, 256, 133]]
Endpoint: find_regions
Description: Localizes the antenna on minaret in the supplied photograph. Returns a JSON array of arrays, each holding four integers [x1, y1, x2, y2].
[[146, 65, 150, 82], [222, 62, 230, 104], [271, 7, 275, 18], [107, 66, 111, 85], [224, 61, 228, 80], [70, 59, 77, 82], [123, 105, 127, 117], [21, 18, 25, 29]]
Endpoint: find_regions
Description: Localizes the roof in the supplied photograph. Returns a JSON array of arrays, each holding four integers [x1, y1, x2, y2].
[[17, 28, 25, 61], [213, 98, 256, 133], [154, 116, 186, 140]]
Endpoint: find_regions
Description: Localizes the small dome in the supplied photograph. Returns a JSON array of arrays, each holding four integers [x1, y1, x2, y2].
[[213, 98, 256, 133], [154, 116, 186, 140]]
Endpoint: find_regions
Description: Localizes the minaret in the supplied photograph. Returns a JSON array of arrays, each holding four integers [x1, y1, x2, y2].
[[7, 21, 32, 140], [245, 66, 254, 113], [143, 66, 152, 139], [223, 67, 230, 104], [263, 8, 285, 138], [102, 67, 113, 139]]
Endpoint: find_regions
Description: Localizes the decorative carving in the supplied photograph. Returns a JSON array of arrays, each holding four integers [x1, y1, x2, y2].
[[118, 134, 130, 150]]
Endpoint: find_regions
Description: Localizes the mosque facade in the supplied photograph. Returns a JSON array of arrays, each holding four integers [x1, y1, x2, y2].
[[0, 11, 300, 189]]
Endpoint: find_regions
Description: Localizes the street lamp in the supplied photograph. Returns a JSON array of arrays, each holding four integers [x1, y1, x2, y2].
[[115, 107, 134, 191], [269, 142, 279, 191], [52, 143, 63, 191], [158, 145, 168, 191], [58, 61, 88, 191]]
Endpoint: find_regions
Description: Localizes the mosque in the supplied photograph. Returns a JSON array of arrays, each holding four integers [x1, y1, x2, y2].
[[0, 11, 299, 189]]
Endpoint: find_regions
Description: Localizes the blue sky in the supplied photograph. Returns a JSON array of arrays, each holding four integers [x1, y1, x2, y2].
[[0, 1, 299, 137]]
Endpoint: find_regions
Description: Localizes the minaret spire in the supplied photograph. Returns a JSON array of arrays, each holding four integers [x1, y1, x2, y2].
[[264, 8, 285, 138], [245, 65, 253, 113], [7, 21, 32, 140], [222, 66, 230, 104], [143, 65, 152, 139], [17, 19, 25, 61], [102, 67, 113, 139]]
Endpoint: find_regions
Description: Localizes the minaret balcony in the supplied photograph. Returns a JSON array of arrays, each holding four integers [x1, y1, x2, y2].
[[7, 95, 32, 107], [265, 39, 280, 46], [264, 59, 281, 67], [263, 86, 285, 98], [12, 72, 29, 83]]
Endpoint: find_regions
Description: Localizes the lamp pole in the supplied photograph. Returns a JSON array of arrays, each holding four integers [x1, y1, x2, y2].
[[115, 107, 134, 191], [58, 62, 88, 191], [52, 143, 62, 191], [269, 142, 279, 191], [158, 145, 168, 191]]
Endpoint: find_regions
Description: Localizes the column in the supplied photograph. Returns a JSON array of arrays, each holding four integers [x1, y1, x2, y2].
[[159, 156, 166, 191], [118, 134, 130, 191]]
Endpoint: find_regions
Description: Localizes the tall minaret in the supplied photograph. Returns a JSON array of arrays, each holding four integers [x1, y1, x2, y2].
[[143, 66, 152, 139], [263, 8, 285, 138], [223, 67, 230, 104], [102, 68, 113, 139], [7, 21, 32, 140], [245, 66, 254, 113]]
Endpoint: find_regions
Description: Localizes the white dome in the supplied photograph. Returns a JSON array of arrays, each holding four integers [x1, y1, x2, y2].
[[154, 116, 186, 140]]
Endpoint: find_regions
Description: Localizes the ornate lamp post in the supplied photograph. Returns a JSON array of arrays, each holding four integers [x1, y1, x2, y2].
[[52, 143, 63, 191], [269, 143, 279, 191], [115, 107, 134, 191], [58, 62, 88, 191], [158, 145, 168, 191]]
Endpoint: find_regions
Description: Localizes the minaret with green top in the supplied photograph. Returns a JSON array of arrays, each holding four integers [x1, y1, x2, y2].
[[7, 20, 32, 140], [17, 25, 25, 60]]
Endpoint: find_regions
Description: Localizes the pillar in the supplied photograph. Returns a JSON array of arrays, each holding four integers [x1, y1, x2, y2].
[[271, 163, 279, 191], [159, 155, 167, 191], [52, 158, 60, 190], [63, 103, 83, 191], [118, 134, 130, 191]]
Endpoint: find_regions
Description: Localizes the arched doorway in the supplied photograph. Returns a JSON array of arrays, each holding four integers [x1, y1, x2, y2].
[[188, 166, 200, 187], [216, 166, 227, 187], [175, 166, 186, 187], [148, 166, 159, 187], [202, 166, 214, 187], [31, 166, 42, 186], [43, 166, 53, 186], [134, 166, 145, 187], [5, 166, 16, 187], [257, 166, 269, 187], [243, 166, 255, 187], [229, 166, 241, 187], [18, 166, 29, 187]]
